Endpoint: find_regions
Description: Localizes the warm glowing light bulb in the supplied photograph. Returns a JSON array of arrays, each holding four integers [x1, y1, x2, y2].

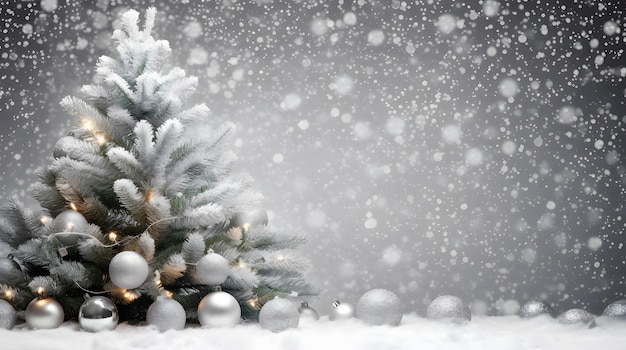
[[70, 203, 78, 211], [124, 291, 137, 302], [108, 232, 118, 242], [242, 223, 251, 232], [40, 216, 50, 224], [81, 119, 95, 131], [165, 291, 173, 298], [95, 133, 107, 145], [37, 287, 44, 296], [4, 290, 13, 299], [276, 255, 284, 261]]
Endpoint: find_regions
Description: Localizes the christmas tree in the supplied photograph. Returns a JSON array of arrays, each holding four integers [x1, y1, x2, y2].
[[0, 7, 317, 323]]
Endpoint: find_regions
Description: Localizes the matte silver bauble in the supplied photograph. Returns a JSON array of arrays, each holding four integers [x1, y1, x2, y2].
[[0, 299, 17, 330], [426, 295, 471, 323], [356, 288, 403, 326], [196, 251, 230, 286], [25, 297, 65, 329], [520, 299, 553, 319], [198, 291, 241, 327], [109, 251, 150, 289], [147, 296, 186, 331], [558, 308, 596, 328], [53, 210, 89, 246], [259, 297, 299, 332], [78, 296, 119, 332], [329, 300, 355, 321], [602, 300, 626, 320], [298, 302, 320, 321]]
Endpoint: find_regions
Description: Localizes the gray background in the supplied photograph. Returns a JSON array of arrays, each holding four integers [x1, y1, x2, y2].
[[1, 0, 624, 316]]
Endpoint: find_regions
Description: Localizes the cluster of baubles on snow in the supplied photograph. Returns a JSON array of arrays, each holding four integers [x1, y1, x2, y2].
[[1, 286, 626, 332]]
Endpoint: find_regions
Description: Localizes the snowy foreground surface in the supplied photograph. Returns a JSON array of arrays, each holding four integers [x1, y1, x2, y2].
[[3, 314, 625, 350]]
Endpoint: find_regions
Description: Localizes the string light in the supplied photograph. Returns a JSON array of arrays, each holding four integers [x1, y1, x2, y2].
[[70, 203, 78, 211], [95, 132, 107, 145], [81, 119, 95, 131], [164, 290, 173, 298], [108, 232, 118, 242], [40, 215, 50, 224], [123, 290, 138, 302], [37, 287, 45, 297], [3, 289, 13, 300], [242, 223, 251, 232]]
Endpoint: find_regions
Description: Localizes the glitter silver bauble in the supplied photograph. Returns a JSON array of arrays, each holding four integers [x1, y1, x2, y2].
[[298, 302, 320, 321], [0, 299, 17, 330], [259, 297, 299, 332], [558, 308, 596, 328], [231, 207, 268, 229], [329, 300, 355, 321], [196, 250, 230, 286], [109, 251, 150, 289], [602, 300, 626, 320], [198, 290, 241, 327], [520, 299, 553, 319], [53, 210, 89, 246], [356, 288, 403, 326], [25, 297, 65, 329], [78, 296, 119, 332], [426, 295, 471, 323], [147, 296, 186, 331]]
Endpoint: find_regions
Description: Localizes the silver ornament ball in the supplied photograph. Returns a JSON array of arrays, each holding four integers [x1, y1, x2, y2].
[[0, 299, 17, 330], [197, 251, 230, 286], [426, 295, 471, 323], [147, 296, 187, 331], [79, 296, 118, 332], [298, 302, 320, 321], [25, 297, 65, 329], [231, 207, 268, 229], [329, 300, 355, 321], [53, 210, 89, 246], [356, 288, 403, 326], [520, 299, 553, 319], [259, 297, 299, 332], [0, 257, 21, 282], [602, 300, 626, 320], [109, 251, 150, 289], [558, 308, 596, 328], [198, 290, 241, 327]]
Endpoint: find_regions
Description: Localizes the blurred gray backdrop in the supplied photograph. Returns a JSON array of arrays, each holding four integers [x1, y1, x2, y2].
[[1, 0, 625, 316]]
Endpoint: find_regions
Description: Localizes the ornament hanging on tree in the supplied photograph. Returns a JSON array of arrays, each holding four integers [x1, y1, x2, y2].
[[52, 210, 89, 246], [78, 296, 119, 332], [356, 288, 403, 326], [426, 295, 471, 323], [259, 297, 299, 332], [298, 302, 320, 321], [147, 296, 186, 331], [197, 287, 241, 328], [558, 308, 596, 328], [196, 249, 230, 286], [0, 299, 17, 330], [0, 256, 21, 281], [329, 300, 355, 321], [25, 297, 65, 329], [519, 299, 553, 319], [231, 207, 268, 230], [602, 300, 626, 320], [109, 251, 150, 289]]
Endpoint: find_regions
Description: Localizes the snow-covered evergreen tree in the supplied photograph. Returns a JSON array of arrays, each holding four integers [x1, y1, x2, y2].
[[0, 8, 317, 322]]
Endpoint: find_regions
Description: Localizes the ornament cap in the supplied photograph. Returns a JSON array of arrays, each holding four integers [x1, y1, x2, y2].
[[332, 300, 341, 308]]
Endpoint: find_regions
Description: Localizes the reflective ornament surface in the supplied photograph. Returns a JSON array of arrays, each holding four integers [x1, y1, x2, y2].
[[0, 299, 17, 330], [109, 251, 150, 289], [356, 288, 403, 326], [259, 297, 299, 332], [558, 308, 596, 328], [198, 290, 241, 327], [79, 296, 119, 332], [25, 297, 65, 329], [196, 250, 230, 286], [298, 302, 320, 321], [147, 296, 186, 331], [53, 210, 89, 246], [426, 295, 471, 323], [329, 300, 355, 321], [520, 299, 553, 319]]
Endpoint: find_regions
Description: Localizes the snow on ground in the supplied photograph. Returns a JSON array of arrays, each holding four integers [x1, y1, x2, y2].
[[2, 314, 625, 350]]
